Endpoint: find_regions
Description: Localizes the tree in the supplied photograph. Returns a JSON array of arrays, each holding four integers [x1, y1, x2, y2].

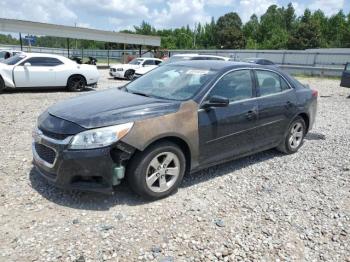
[[287, 9, 321, 50], [216, 12, 246, 49]]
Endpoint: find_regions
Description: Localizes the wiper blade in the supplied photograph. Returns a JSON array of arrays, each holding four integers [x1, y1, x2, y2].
[[130, 91, 151, 97]]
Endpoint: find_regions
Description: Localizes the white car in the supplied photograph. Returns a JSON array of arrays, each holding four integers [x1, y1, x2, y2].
[[109, 57, 163, 80], [0, 53, 100, 93], [132, 54, 230, 80], [0, 49, 23, 61]]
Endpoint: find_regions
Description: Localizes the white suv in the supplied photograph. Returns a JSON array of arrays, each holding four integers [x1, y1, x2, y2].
[[110, 58, 163, 80]]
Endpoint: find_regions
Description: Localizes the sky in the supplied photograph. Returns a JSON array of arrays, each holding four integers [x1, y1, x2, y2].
[[0, 0, 349, 32]]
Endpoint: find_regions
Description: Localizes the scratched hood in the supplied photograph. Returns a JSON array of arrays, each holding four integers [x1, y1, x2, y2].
[[47, 88, 180, 129]]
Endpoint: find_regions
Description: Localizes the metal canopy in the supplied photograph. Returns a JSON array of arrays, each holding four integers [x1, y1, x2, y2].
[[0, 18, 161, 47]]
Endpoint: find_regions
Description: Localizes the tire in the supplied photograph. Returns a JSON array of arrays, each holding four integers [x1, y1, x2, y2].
[[126, 141, 186, 200], [124, 70, 134, 80], [67, 75, 86, 92], [277, 116, 306, 154], [0, 76, 5, 94]]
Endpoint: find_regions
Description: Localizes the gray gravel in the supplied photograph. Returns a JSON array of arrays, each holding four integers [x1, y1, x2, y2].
[[0, 71, 349, 261]]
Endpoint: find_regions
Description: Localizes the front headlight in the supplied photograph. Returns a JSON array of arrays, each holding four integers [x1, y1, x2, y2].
[[69, 122, 133, 150], [117, 68, 124, 71]]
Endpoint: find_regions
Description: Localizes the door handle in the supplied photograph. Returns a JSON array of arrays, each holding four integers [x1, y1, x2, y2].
[[285, 101, 294, 109], [246, 110, 257, 120]]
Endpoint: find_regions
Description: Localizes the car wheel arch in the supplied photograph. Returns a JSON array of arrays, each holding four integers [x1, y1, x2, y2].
[[67, 74, 87, 85], [298, 112, 310, 133], [136, 135, 192, 174]]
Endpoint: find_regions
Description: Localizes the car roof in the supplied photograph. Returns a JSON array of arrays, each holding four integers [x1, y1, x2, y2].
[[137, 57, 163, 61], [173, 54, 228, 59], [169, 60, 283, 72], [23, 52, 64, 58]]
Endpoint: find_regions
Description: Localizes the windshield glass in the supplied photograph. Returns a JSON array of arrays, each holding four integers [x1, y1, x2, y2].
[[128, 58, 143, 65], [2, 54, 26, 65], [126, 65, 218, 101]]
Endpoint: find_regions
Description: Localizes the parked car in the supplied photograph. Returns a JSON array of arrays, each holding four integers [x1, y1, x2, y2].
[[238, 57, 276, 66], [32, 61, 317, 199], [0, 49, 23, 61], [132, 54, 229, 80], [0, 53, 100, 93], [109, 58, 163, 80], [340, 62, 350, 89]]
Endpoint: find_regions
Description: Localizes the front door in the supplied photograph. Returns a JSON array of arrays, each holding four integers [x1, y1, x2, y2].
[[198, 69, 259, 165], [340, 63, 350, 88], [13, 57, 56, 87]]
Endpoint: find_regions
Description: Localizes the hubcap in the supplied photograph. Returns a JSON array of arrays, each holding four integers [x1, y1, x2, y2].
[[146, 152, 180, 193], [70, 77, 85, 90], [289, 122, 303, 149]]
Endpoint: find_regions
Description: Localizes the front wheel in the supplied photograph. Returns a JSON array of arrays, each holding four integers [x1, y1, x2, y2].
[[127, 141, 186, 200], [124, 70, 134, 80], [277, 116, 306, 154], [0, 76, 5, 94], [67, 75, 86, 92]]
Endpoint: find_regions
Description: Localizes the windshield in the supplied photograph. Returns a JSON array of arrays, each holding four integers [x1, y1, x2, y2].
[[128, 58, 143, 65], [2, 54, 26, 65], [126, 65, 218, 101]]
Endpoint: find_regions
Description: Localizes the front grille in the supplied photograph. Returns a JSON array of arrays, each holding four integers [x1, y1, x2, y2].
[[40, 129, 70, 140], [35, 143, 56, 165]]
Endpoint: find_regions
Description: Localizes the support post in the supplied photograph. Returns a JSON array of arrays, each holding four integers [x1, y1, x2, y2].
[[19, 33, 23, 51], [107, 49, 110, 67], [139, 45, 142, 57], [67, 38, 70, 57]]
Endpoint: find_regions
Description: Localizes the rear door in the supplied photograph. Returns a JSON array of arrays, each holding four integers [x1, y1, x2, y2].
[[340, 63, 350, 88], [254, 69, 298, 148], [13, 57, 59, 87], [198, 69, 259, 165]]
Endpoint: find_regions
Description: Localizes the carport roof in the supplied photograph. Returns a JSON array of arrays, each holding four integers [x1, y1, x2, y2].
[[0, 18, 161, 47]]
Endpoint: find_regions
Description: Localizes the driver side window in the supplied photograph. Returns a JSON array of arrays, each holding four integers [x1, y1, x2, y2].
[[207, 70, 254, 102]]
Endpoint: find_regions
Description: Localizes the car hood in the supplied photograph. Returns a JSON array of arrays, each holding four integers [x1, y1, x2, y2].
[[48, 88, 181, 129]]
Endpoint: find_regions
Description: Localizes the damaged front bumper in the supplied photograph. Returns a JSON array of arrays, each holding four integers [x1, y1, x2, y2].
[[32, 128, 134, 194]]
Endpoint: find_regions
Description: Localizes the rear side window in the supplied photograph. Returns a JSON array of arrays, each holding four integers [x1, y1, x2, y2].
[[21, 57, 63, 67], [155, 60, 162, 65], [255, 70, 290, 97], [207, 70, 253, 102], [345, 63, 350, 72], [143, 60, 155, 66]]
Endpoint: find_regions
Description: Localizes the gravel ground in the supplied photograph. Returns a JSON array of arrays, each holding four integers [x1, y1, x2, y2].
[[0, 70, 349, 262]]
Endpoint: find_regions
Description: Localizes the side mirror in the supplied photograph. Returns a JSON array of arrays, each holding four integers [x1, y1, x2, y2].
[[24, 62, 31, 67], [202, 95, 229, 109]]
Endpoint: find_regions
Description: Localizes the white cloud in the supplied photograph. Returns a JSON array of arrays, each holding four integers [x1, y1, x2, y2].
[[239, 0, 277, 22], [308, 0, 344, 16], [152, 0, 211, 28], [0, 0, 77, 25]]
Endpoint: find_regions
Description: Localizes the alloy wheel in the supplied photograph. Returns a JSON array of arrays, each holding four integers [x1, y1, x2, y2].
[[145, 152, 180, 193], [289, 122, 304, 149]]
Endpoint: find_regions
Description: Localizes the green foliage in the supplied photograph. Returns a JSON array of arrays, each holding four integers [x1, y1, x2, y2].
[[1, 3, 349, 50], [216, 12, 246, 49]]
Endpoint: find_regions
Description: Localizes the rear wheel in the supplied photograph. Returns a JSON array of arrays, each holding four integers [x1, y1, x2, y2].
[[124, 70, 134, 80], [127, 141, 186, 200], [277, 117, 306, 154], [67, 75, 86, 92], [0, 76, 5, 93]]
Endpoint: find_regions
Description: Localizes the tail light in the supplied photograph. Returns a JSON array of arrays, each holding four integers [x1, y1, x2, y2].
[[312, 89, 318, 97]]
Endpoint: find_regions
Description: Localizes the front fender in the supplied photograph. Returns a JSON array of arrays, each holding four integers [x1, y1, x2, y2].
[[121, 101, 200, 170], [0, 68, 15, 88]]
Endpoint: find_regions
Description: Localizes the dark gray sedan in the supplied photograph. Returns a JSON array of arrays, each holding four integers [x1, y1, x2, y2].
[[32, 61, 317, 199]]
